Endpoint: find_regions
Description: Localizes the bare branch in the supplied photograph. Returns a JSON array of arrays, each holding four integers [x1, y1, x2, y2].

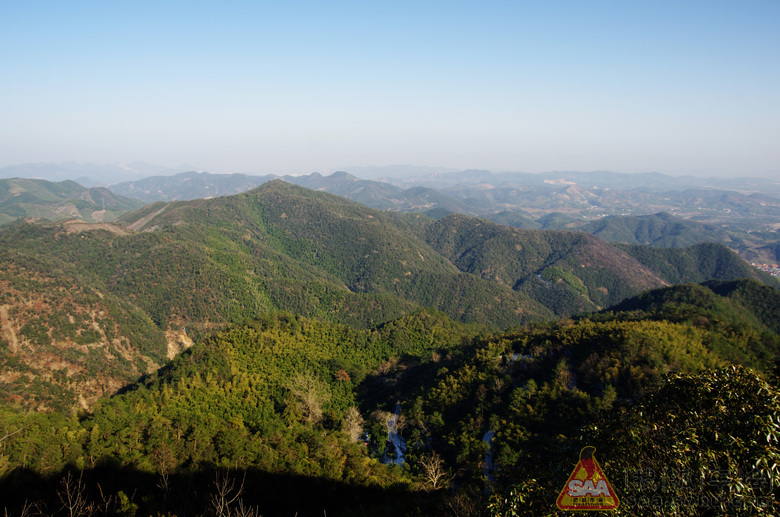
[[419, 452, 455, 491], [0, 425, 29, 444]]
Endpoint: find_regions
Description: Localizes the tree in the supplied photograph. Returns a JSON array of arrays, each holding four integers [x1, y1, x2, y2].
[[582, 365, 780, 516], [489, 365, 780, 516], [285, 372, 332, 425], [342, 407, 364, 442], [418, 452, 455, 491], [208, 472, 261, 517], [57, 471, 92, 517]]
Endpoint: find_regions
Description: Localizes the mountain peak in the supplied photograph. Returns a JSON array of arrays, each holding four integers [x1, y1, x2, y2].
[[329, 171, 358, 181]]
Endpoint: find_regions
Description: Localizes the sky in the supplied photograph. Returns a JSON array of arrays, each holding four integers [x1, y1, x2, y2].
[[1, 0, 779, 179]]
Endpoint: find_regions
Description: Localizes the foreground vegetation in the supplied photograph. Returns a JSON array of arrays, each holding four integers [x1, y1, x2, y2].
[[1, 279, 778, 516]]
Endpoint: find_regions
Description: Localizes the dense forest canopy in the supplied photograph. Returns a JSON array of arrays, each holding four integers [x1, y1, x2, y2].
[[2, 282, 779, 515]]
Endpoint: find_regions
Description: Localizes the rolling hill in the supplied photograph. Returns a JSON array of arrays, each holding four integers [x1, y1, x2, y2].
[[581, 211, 730, 247], [616, 241, 780, 287], [0, 178, 145, 225], [110, 171, 276, 202], [423, 213, 669, 315]]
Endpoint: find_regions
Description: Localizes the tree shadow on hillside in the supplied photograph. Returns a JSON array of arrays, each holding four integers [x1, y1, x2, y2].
[[0, 463, 433, 517]]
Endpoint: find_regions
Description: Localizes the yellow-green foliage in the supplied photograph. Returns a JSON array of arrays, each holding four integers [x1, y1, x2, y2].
[[541, 266, 588, 296]]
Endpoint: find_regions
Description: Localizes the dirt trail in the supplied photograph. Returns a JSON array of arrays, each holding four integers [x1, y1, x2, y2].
[[127, 205, 169, 231]]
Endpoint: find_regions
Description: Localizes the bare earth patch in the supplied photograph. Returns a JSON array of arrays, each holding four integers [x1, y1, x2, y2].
[[62, 220, 129, 235], [0, 305, 19, 353], [166, 329, 195, 360]]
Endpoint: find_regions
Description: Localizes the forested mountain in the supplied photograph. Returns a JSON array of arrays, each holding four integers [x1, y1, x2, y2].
[[703, 278, 780, 334], [1, 180, 779, 515], [0, 178, 144, 225], [0, 246, 168, 412], [0, 182, 539, 411], [117, 180, 553, 328], [579, 211, 780, 264], [423, 214, 669, 315], [610, 278, 780, 331], [105, 170, 780, 263], [617, 241, 780, 287], [2, 181, 777, 415], [110, 171, 276, 202], [1, 283, 777, 515], [581, 211, 730, 247]]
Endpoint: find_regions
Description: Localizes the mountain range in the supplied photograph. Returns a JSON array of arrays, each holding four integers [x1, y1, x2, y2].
[[106, 169, 780, 220], [0, 161, 195, 185], [26, 168, 780, 263], [1, 175, 779, 515], [1, 180, 776, 413]]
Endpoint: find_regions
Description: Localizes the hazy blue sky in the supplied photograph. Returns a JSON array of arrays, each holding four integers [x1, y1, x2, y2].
[[2, 1, 778, 178]]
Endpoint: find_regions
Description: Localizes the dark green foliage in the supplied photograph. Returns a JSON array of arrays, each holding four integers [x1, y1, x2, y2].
[[424, 214, 668, 316], [401, 315, 733, 490], [487, 366, 780, 516], [703, 278, 780, 334], [580, 366, 779, 516], [390, 292, 780, 515], [618, 241, 780, 287], [604, 282, 780, 373], [582, 211, 729, 247]]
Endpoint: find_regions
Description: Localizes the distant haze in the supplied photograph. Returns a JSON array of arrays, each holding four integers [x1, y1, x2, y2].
[[1, 2, 778, 180]]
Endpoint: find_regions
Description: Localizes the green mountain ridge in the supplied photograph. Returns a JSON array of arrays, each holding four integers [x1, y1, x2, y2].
[[0, 181, 777, 416], [118, 181, 553, 327], [106, 171, 780, 263], [0, 178, 145, 225], [424, 213, 670, 315], [617, 241, 780, 287], [581, 211, 730, 247]]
